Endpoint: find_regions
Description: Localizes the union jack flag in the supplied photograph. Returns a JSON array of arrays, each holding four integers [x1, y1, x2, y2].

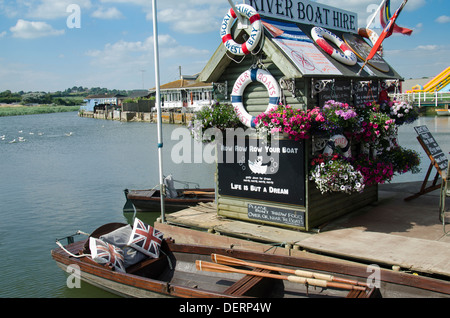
[[128, 218, 163, 258], [360, 0, 409, 72], [89, 237, 126, 273], [380, 0, 413, 37]]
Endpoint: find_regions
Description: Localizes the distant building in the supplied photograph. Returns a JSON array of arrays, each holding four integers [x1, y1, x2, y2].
[[150, 75, 223, 111], [82, 94, 127, 112]]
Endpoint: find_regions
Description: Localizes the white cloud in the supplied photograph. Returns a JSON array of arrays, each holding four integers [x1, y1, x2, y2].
[[436, 15, 450, 24], [26, 0, 92, 19], [86, 34, 209, 66], [158, 6, 223, 34], [10, 19, 64, 39], [416, 44, 438, 51], [0, 31, 6, 38], [403, 0, 426, 11], [316, 0, 424, 27], [100, 0, 229, 34], [383, 43, 450, 78], [92, 7, 124, 19], [84, 34, 211, 88], [0, 61, 66, 92]]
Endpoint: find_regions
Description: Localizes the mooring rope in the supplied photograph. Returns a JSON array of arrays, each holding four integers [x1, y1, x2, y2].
[[55, 230, 91, 258]]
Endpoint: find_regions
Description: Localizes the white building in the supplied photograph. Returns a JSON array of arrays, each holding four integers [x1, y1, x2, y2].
[[150, 75, 221, 111]]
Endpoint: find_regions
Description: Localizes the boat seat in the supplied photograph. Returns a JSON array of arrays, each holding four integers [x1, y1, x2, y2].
[[126, 256, 165, 274], [223, 268, 275, 297]]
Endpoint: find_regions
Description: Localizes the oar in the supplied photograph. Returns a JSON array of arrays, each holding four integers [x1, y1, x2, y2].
[[196, 260, 366, 291], [183, 190, 215, 195], [211, 253, 368, 288]]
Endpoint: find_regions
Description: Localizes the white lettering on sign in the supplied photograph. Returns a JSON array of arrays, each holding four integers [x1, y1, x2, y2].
[[245, 0, 358, 33], [232, 72, 250, 94], [257, 72, 277, 96]]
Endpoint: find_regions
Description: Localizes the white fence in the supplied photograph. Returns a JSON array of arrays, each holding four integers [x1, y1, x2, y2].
[[392, 92, 450, 107]]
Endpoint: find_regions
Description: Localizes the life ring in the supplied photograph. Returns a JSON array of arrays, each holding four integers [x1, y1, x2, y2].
[[220, 4, 262, 56], [323, 135, 351, 158], [311, 27, 357, 66], [358, 28, 383, 56], [231, 68, 280, 128]]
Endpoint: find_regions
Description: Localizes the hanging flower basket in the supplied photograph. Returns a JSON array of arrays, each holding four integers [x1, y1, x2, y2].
[[309, 154, 365, 195]]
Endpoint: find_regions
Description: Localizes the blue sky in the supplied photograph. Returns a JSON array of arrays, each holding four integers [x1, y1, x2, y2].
[[0, 0, 449, 92]]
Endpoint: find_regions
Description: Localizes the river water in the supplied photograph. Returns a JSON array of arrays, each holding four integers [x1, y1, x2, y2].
[[0, 112, 448, 298]]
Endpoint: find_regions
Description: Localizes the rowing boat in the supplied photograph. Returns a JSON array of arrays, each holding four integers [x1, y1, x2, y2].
[[123, 188, 215, 213], [51, 222, 450, 298]]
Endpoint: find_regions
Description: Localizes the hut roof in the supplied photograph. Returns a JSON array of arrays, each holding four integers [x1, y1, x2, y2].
[[198, 18, 403, 83]]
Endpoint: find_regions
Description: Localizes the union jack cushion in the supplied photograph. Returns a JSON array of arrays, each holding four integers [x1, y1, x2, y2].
[[89, 237, 126, 273], [127, 218, 163, 258]]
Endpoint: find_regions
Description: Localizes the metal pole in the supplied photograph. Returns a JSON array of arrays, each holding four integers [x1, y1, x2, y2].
[[227, 0, 246, 26], [152, 0, 166, 223], [367, 0, 387, 29]]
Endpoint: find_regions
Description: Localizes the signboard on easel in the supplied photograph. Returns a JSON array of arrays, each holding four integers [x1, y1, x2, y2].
[[405, 125, 449, 201]]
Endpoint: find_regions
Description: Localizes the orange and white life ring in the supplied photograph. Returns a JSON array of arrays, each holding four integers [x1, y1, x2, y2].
[[220, 4, 262, 56], [358, 28, 383, 56], [311, 27, 357, 66], [231, 68, 280, 128], [323, 134, 351, 158]]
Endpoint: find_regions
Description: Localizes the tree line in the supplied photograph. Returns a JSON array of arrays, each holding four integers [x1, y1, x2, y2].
[[0, 87, 129, 106]]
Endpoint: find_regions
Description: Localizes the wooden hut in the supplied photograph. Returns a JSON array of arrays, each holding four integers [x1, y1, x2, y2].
[[197, 0, 403, 231]]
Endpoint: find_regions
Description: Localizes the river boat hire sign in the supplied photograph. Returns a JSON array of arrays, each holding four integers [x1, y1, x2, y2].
[[244, 0, 358, 33]]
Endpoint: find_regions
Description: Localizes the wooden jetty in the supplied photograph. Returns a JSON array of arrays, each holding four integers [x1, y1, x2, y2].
[[155, 181, 450, 281]]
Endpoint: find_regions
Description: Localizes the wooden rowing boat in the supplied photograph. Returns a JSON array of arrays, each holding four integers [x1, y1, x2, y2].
[[123, 188, 215, 213], [51, 223, 450, 298]]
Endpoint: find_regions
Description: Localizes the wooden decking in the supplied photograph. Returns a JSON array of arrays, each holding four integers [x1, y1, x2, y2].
[[165, 202, 311, 246], [160, 181, 450, 279]]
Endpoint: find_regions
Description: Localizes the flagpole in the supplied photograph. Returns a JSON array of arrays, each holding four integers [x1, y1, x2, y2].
[[152, 0, 166, 223], [366, 0, 387, 29], [358, 0, 409, 76], [227, 0, 245, 26]]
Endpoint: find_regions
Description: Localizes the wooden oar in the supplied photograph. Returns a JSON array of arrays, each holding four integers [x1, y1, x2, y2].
[[183, 190, 215, 195], [211, 253, 368, 288], [196, 260, 366, 291]]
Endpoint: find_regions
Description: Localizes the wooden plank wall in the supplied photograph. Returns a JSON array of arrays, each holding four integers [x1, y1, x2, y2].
[[217, 183, 377, 232], [306, 183, 378, 229], [218, 195, 307, 231]]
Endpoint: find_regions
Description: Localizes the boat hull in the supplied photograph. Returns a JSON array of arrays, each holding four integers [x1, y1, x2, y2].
[[436, 110, 450, 116], [54, 260, 172, 298], [124, 188, 215, 212]]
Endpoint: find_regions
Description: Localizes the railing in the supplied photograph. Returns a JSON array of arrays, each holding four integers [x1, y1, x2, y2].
[[391, 92, 450, 108]]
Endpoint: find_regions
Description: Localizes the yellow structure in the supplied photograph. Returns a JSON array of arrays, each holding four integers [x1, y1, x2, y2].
[[408, 67, 450, 93]]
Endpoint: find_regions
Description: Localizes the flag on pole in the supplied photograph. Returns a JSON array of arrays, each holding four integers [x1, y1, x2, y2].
[[358, 0, 409, 75], [380, 0, 413, 37]]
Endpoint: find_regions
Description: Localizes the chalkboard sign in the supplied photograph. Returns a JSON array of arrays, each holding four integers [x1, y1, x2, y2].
[[248, 203, 305, 227], [318, 80, 352, 105], [415, 125, 448, 172], [354, 81, 379, 106], [218, 136, 305, 206]]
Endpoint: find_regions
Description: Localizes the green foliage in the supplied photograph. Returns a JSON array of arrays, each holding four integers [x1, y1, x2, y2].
[[0, 90, 22, 104], [0, 105, 80, 117], [0, 86, 130, 107], [192, 102, 244, 131], [188, 103, 245, 142]]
